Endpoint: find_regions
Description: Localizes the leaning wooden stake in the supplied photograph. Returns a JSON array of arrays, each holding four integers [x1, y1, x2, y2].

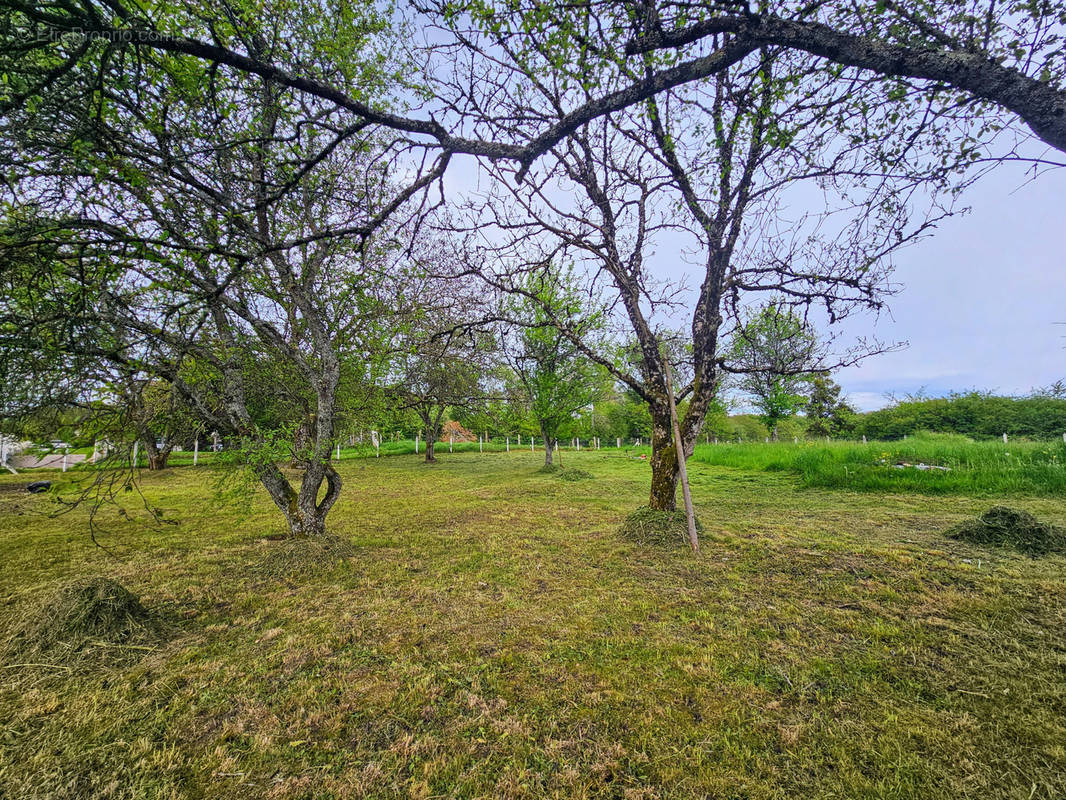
[[663, 359, 699, 554]]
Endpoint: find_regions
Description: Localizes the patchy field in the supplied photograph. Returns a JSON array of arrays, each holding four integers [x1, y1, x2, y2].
[[1, 452, 1064, 799]]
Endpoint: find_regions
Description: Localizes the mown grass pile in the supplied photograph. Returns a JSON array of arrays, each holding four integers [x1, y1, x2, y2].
[[618, 506, 704, 546], [1, 450, 1064, 798], [946, 506, 1066, 556], [557, 467, 594, 482], [2, 576, 159, 668], [252, 532, 356, 578], [691, 432, 1066, 495]]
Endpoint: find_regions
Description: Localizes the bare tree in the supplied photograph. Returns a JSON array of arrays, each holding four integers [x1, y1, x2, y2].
[[449, 39, 958, 509], [390, 269, 496, 463]]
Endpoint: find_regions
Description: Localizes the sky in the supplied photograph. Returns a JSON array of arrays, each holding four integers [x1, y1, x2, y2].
[[445, 146, 1065, 413], [831, 160, 1066, 410]]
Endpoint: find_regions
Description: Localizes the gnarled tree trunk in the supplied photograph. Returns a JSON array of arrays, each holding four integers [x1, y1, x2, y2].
[[541, 427, 556, 467], [648, 408, 680, 511], [256, 459, 341, 538], [139, 436, 173, 471]]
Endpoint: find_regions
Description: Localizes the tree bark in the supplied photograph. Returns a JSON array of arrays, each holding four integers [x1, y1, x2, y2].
[[541, 429, 555, 467], [140, 436, 172, 470], [626, 13, 1066, 158], [648, 406, 680, 511]]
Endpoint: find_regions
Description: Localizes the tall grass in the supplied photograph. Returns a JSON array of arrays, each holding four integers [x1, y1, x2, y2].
[[691, 432, 1066, 495]]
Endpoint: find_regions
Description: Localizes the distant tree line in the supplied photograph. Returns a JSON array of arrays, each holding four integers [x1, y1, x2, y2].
[[854, 390, 1066, 441]]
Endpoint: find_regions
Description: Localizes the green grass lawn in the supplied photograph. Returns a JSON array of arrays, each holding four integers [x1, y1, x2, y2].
[[1, 451, 1064, 799], [692, 433, 1066, 495]]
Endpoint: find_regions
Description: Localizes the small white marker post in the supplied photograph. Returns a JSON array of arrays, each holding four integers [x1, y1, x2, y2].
[[1003, 432, 1008, 444], [576, 438, 580, 451], [506, 437, 510, 452], [193, 437, 199, 465], [62, 453, 68, 472], [862, 435, 867, 444], [531, 436, 535, 452], [715, 438, 719, 445], [336, 442, 341, 460], [1063, 432, 1066, 443], [449, 434, 453, 453], [616, 437, 621, 448], [132, 440, 138, 468], [479, 436, 483, 453], [415, 433, 419, 455]]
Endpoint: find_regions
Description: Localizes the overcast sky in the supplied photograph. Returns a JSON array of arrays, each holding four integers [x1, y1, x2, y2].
[[831, 160, 1066, 410], [447, 146, 1064, 413]]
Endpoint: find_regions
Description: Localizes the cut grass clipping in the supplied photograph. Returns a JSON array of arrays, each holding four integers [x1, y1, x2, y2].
[[619, 506, 704, 546], [254, 533, 356, 578], [558, 468, 594, 482], [3, 577, 159, 668], [945, 506, 1066, 556]]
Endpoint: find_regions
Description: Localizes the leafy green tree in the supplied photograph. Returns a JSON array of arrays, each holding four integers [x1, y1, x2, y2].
[[729, 304, 818, 441], [804, 375, 856, 439], [0, 1, 412, 538], [505, 269, 603, 467]]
